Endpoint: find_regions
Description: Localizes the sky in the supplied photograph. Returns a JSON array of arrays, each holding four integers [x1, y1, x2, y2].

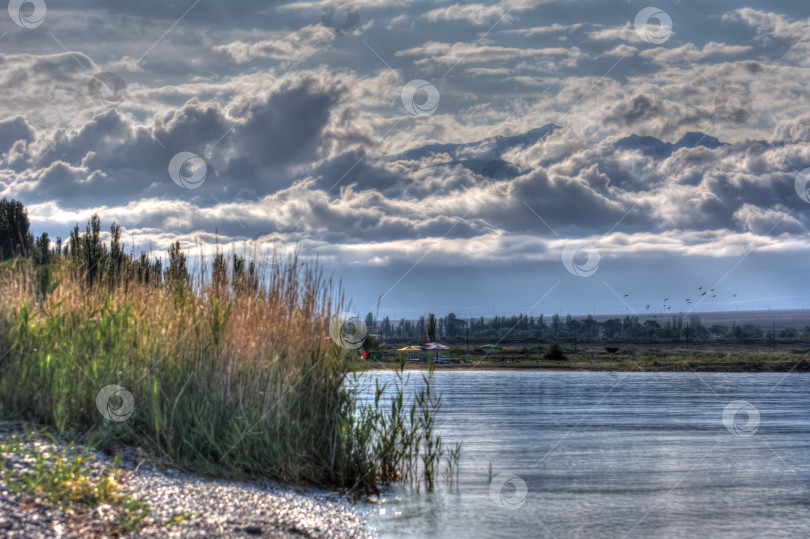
[[2, 0, 810, 319]]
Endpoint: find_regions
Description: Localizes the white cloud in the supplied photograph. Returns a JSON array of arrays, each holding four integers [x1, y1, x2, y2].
[[423, 4, 514, 25], [640, 42, 754, 64], [603, 44, 638, 57], [503, 23, 583, 36], [588, 22, 644, 44], [213, 25, 335, 63], [396, 41, 580, 66], [725, 8, 810, 41]]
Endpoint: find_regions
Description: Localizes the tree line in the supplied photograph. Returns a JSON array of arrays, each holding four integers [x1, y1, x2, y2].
[[366, 311, 810, 344], [0, 198, 258, 297]]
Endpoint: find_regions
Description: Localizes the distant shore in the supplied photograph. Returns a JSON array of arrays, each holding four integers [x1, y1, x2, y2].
[[356, 337, 810, 374], [358, 358, 810, 373]]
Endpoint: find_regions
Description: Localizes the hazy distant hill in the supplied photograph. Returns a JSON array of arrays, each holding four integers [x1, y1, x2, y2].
[[383, 125, 729, 179]]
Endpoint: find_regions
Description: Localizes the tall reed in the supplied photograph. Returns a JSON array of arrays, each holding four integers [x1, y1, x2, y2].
[[0, 232, 459, 493]]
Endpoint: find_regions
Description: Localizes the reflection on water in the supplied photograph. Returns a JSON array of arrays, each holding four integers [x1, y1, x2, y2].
[[358, 371, 810, 538]]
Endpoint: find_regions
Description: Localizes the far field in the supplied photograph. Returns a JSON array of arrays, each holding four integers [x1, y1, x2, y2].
[[354, 309, 810, 372], [356, 337, 810, 372]]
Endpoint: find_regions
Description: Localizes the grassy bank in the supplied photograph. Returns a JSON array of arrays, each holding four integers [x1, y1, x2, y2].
[[0, 226, 455, 496], [354, 342, 810, 372]]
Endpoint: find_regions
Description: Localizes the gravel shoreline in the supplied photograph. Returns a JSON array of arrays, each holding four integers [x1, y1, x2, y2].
[[0, 424, 375, 538]]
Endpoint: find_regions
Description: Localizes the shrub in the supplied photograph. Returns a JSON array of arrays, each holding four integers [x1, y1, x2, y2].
[[544, 341, 566, 361]]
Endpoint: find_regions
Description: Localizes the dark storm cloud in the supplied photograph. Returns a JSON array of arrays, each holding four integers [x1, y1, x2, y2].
[[224, 76, 347, 168], [4, 71, 367, 208], [0, 117, 34, 157], [602, 94, 705, 136]]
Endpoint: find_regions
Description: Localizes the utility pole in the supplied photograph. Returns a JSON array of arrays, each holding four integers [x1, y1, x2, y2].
[[685, 321, 689, 350]]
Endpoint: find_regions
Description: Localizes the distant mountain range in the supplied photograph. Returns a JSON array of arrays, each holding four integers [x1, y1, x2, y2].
[[384, 125, 729, 179], [613, 132, 727, 158], [387, 124, 559, 163], [384, 124, 558, 179]]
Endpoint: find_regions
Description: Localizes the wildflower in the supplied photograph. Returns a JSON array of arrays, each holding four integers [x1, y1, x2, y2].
[[89, 317, 98, 323]]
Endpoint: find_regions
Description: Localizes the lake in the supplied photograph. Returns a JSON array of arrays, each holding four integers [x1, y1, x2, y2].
[[360, 371, 810, 538]]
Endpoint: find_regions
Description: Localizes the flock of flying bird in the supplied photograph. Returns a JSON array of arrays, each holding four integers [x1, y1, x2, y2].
[[623, 286, 738, 312]]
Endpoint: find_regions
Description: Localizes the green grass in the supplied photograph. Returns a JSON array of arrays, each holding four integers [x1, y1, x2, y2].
[[0, 428, 151, 532]]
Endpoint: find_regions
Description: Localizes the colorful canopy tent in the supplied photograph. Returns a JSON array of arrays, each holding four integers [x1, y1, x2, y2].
[[396, 345, 425, 361], [480, 344, 503, 350], [424, 342, 450, 362]]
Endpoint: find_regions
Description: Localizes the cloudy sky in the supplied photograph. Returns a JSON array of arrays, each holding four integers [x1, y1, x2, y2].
[[2, 0, 810, 319]]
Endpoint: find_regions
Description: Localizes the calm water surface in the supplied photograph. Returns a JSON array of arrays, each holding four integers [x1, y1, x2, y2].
[[359, 371, 810, 538]]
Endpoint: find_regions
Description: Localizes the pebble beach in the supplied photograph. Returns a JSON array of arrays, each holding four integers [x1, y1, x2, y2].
[[0, 423, 375, 538]]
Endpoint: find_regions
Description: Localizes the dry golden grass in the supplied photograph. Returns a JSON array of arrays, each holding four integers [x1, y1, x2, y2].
[[0, 247, 452, 492]]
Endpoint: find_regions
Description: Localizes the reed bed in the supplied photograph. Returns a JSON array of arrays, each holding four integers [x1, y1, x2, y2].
[[0, 218, 458, 493]]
